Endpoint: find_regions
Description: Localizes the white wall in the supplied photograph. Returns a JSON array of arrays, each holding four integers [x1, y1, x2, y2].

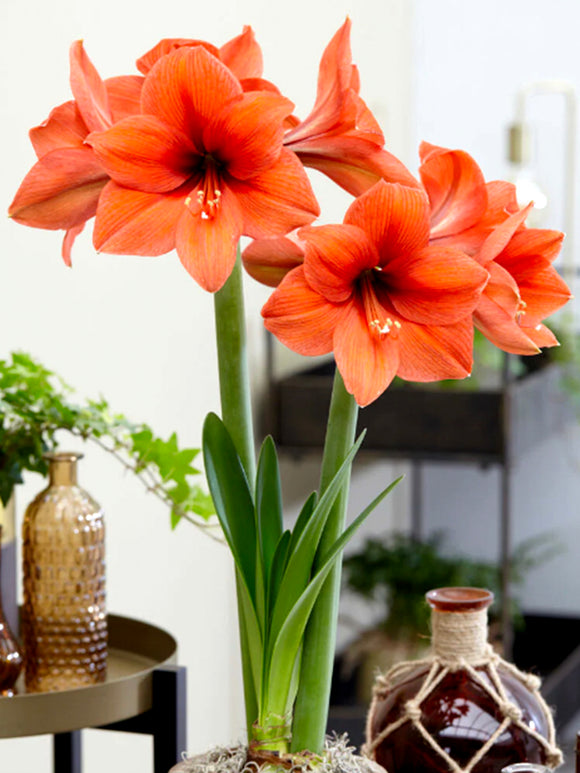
[[0, 1, 414, 770]]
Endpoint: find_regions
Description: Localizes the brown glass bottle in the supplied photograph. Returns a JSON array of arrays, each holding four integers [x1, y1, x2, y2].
[[366, 588, 558, 773], [22, 452, 107, 692]]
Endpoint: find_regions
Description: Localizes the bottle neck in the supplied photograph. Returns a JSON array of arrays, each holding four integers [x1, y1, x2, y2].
[[46, 453, 82, 486], [431, 607, 489, 663]]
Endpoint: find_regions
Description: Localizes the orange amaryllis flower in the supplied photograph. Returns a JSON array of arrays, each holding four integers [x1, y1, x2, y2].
[[473, 206, 570, 354], [9, 41, 143, 266], [283, 19, 420, 196], [419, 141, 520, 255], [262, 181, 489, 407], [88, 46, 319, 292]]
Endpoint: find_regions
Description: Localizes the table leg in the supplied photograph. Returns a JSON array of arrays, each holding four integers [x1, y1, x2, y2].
[[152, 666, 187, 773], [54, 730, 82, 773]]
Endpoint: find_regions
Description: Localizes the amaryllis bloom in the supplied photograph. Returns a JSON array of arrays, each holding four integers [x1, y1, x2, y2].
[[473, 205, 570, 354], [9, 42, 143, 266], [283, 19, 420, 197], [88, 46, 319, 292], [420, 141, 520, 255], [262, 181, 489, 406]]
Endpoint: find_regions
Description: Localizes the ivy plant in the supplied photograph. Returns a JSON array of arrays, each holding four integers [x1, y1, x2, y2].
[[0, 351, 214, 530]]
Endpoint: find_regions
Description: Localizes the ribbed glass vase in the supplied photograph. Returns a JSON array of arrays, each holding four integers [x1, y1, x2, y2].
[[22, 452, 107, 692]]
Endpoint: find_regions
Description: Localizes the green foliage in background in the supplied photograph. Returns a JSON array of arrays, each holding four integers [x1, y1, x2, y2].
[[343, 531, 561, 638], [0, 352, 214, 529]]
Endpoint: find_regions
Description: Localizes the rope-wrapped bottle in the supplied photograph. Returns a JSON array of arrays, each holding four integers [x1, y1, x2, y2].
[[364, 587, 561, 773], [22, 452, 107, 692]]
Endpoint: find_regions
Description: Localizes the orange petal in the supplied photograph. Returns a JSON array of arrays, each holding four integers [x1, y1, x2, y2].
[[294, 143, 420, 197], [69, 41, 112, 132], [9, 148, 107, 230], [498, 254, 571, 325], [284, 19, 355, 146], [141, 47, 242, 150], [419, 143, 487, 238], [205, 91, 293, 180], [396, 318, 474, 382], [334, 297, 399, 407], [474, 295, 540, 355], [219, 26, 263, 80], [429, 180, 521, 255], [500, 227, 564, 265], [385, 246, 488, 325], [176, 185, 244, 291], [477, 204, 532, 265], [29, 101, 88, 157], [105, 75, 145, 121], [262, 266, 340, 356], [93, 180, 186, 256], [300, 224, 378, 303], [483, 261, 521, 318], [230, 149, 319, 238], [136, 38, 220, 74], [345, 180, 430, 264], [484, 180, 520, 219], [62, 222, 85, 267], [89, 115, 198, 193], [240, 77, 282, 94], [523, 323, 559, 349], [242, 233, 305, 287]]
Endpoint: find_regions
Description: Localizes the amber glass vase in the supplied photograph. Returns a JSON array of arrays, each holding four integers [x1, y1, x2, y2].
[[366, 587, 560, 773], [22, 452, 107, 692]]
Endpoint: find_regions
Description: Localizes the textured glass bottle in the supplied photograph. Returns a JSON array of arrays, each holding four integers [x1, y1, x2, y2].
[[22, 452, 107, 692], [366, 587, 560, 773]]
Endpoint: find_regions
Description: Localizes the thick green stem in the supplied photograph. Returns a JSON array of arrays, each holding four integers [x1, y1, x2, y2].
[[213, 249, 257, 738], [291, 370, 358, 753], [214, 250, 256, 485]]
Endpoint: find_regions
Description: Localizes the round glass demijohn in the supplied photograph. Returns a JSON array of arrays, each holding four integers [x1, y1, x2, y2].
[[365, 587, 561, 773], [22, 452, 107, 692]]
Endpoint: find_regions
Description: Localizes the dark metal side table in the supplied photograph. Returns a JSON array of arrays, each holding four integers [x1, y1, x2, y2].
[[0, 614, 187, 773]]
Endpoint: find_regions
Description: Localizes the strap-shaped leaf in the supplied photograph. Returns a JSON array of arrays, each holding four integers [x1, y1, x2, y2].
[[237, 568, 264, 704], [287, 492, 317, 557], [264, 475, 402, 717], [256, 436, 283, 584], [255, 540, 266, 636], [268, 432, 366, 647], [202, 412, 256, 598], [267, 530, 291, 623]]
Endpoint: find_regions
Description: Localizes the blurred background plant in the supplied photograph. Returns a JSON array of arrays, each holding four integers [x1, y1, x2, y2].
[[0, 352, 214, 531]]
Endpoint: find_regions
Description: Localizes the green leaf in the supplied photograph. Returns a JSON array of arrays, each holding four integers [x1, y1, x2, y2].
[[267, 529, 291, 620], [202, 412, 257, 598], [264, 475, 402, 717], [268, 432, 366, 647], [287, 491, 317, 557], [256, 436, 283, 584], [237, 569, 263, 705]]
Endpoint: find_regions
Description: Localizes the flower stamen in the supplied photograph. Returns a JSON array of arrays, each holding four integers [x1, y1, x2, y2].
[[186, 156, 223, 220], [362, 273, 400, 339]]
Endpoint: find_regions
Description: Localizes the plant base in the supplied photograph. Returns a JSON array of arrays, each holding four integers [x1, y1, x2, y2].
[[170, 734, 384, 773]]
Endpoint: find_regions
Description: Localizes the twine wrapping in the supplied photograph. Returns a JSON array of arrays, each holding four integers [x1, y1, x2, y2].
[[363, 607, 562, 773]]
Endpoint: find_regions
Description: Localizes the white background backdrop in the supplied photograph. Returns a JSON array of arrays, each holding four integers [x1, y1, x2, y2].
[[2, 0, 580, 771]]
